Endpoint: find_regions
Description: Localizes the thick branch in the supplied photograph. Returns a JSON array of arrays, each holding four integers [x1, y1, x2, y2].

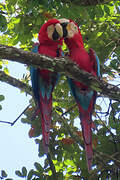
[[0, 70, 32, 95], [0, 44, 120, 101], [60, 0, 114, 6]]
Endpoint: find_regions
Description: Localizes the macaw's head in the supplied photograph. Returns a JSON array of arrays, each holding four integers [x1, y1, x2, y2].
[[38, 19, 64, 44], [59, 18, 84, 48]]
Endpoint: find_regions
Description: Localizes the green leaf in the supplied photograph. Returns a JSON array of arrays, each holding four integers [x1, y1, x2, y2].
[[87, 7, 96, 19], [104, 5, 110, 15], [0, 14, 7, 32], [34, 162, 43, 173], [0, 105, 2, 110], [3, 67, 9, 74], [96, 5, 104, 17], [0, 95, 5, 102], [27, 170, 35, 180], [22, 166, 27, 177], [15, 170, 24, 177], [1, 170, 7, 177]]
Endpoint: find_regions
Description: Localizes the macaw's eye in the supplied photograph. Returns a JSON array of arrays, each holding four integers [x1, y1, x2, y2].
[[70, 22, 78, 32], [65, 22, 79, 38]]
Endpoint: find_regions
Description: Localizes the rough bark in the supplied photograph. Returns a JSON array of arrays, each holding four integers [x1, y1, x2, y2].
[[0, 44, 120, 101], [0, 71, 32, 95], [60, 0, 115, 6]]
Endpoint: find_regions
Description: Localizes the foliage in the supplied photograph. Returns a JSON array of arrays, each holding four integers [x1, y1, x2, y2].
[[0, 0, 120, 179]]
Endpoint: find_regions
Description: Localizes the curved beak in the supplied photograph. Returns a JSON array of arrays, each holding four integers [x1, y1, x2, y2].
[[55, 23, 63, 38], [60, 22, 69, 38], [59, 18, 70, 38]]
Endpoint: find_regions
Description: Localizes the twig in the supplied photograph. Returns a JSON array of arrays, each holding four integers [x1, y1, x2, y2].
[[95, 150, 120, 165], [47, 153, 58, 180], [61, 104, 77, 117], [56, 111, 83, 148], [96, 113, 115, 138], [96, 99, 112, 116], [0, 120, 13, 125], [11, 104, 31, 126], [106, 45, 117, 61], [0, 104, 31, 126], [96, 113, 119, 157]]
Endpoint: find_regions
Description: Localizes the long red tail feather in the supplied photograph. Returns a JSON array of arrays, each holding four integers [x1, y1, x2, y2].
[[80, 114, 93, 171], [40, 94, 52, 153]]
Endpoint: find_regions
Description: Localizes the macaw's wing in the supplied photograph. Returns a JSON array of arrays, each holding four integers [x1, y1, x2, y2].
[[67, 78, 95, 112], [30, 68, 60, 105], [30, 66, 40, 102], [37, 70, 60, 100], [30, 43, 40, 101], [89, 48, 100, 77]]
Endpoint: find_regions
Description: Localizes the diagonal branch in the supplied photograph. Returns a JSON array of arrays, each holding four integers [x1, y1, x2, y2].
[[0, 44, 120, 101], [0, 70, 32, 95]]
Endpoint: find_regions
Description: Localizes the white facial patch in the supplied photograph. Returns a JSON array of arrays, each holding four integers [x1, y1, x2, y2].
[[67, 22, 78, 38], [55, 23, 63, 38], [47, 24, 55, 39]]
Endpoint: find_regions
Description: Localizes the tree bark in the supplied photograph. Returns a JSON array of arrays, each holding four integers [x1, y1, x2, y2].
[[60, 0, 114, 6], [0, 71, 32, 95], [0, 44, 120, 101]]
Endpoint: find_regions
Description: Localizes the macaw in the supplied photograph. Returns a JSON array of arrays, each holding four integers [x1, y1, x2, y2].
[[30, 19, 64, 153], [60, 19, 100, 171]]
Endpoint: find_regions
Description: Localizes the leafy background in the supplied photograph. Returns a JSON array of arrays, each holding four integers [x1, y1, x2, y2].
[[0, 0, 120, 179]]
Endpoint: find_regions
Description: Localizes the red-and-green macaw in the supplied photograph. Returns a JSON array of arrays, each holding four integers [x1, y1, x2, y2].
[[30, 19, 64, 153], [60, 19, 100, 171]]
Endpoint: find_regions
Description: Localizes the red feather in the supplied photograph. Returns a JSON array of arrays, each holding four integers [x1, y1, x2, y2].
[[31, 19, 63, 153], [65, 20, 99, 171], [40, 94, 52, 153]]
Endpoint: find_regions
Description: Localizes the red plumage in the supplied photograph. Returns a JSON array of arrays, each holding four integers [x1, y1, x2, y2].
[[65, 19, 99, 171], [31, 19, 63, 153]]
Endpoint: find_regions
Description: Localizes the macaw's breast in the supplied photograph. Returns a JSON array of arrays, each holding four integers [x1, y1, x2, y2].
[[70, 48, 93, 73], [38, 43, 61, 58]]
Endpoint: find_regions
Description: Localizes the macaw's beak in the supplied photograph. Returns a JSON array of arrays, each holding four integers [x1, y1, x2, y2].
[[60, 22, 69, 38], [52, 23, 63, 40]]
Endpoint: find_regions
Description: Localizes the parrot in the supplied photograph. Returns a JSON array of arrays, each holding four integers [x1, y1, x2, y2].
[[59, 19, 100, 171], [30, 19, 64, 153]]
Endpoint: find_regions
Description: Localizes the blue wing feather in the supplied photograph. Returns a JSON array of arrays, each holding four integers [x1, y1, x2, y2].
[[30, 43, 60, 103], [89, 48, 100, 77], [30, 44, 40, 102], [67, 78, 93, 111], [30, 67, 40, 101], [95, 53, 100, 77]]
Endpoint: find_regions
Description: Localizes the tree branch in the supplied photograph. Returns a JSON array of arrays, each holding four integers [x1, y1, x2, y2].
[[0, 44, 120, 101], [0, 70, 32, 95], [95, 150, 120, 166], [0, 104, 31, 126], [60, 0, 114, 6]]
